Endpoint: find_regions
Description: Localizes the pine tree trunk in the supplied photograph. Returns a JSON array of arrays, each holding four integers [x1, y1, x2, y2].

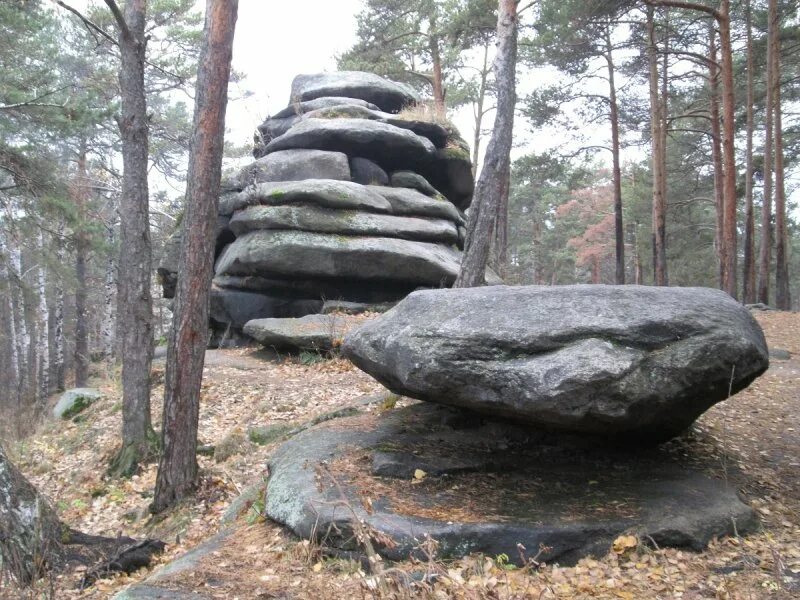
[[455, 0, 518, 288], [718, 0, 737, 299], [708, 25, 725, 289], [605, 25, 625, 285], [647, 6, 667, 286], [111, 0, 155, 477], [742, 0, 756, 304], [429, 27, 446, 115], [758, 0, 776, 305], [771, 0, 790, 310], [152, 0, 239, 513]]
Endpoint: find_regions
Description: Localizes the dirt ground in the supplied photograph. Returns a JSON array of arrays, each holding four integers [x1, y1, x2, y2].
[[4, 310, 799, 599]]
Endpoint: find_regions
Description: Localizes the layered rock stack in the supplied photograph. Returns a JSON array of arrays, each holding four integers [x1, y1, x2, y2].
[[159, 71, 479, 337]]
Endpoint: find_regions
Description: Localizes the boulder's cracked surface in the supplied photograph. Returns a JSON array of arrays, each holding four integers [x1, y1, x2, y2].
[[343, 285, 770, 441]]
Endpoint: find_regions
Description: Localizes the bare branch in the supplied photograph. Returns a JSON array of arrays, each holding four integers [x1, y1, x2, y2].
[[51, 1, 118, 46]]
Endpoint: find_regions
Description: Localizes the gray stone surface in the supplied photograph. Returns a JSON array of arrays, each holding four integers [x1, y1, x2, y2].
[[300, 103, 451, 148], [209, 286, 322, 330], [390, 170, 442, 197], [158, 216, 233, 299], [216, 230, 462, 286], [243, 314, 359, 351], [273, 96, 380, 119], [290, 71, 419, 113], [369, 185, 464, 224], [349, 156, 389, 186], [228, 204, 459, 245], [264, 118, 435, 170], [419, 146, 475, 210], [53, 388, 103, 419], [343, 285, 769, 441], [219, 179, 392, 216], [247, 149, 351, 184], [265, 403, 757, 567], [214, 275, 416, 304], [255, 114, 298, 144]]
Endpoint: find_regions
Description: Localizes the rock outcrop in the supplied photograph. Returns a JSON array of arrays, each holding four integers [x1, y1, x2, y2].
[[343, 285, 770, 441], [158, 71, 478, 337]]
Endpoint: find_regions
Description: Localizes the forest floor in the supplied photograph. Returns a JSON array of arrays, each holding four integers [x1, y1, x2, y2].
[[4, 310, 800, 599]]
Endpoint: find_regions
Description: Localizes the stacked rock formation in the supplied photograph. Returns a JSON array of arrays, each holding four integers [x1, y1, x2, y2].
[[158, 71, 478, 337]]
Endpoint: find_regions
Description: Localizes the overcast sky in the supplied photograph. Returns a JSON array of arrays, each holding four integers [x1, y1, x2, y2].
[[225, 0, 364, 148]]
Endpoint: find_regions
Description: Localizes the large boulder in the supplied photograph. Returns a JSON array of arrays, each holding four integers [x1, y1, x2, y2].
[[348, 156, 388, 186], [54, 388, 103, 419], [247, 149, 351, 184], [273, 96, 380, 119], [219, 179, 392, 216], [301, 104, 450, 148], [369, 186, 464, 224], [215, 230, 462, 286], [343, 285, 769, 441], [264, 118, 435, 171], [290, 72, 419, 113], [228, 205, 459, 245], [243, 314, 360, 351]]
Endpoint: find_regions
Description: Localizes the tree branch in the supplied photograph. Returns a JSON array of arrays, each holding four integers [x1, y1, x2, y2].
[[51, 1, 118, 46], [645, 0, 721, 21], [103, 0, 132, 41]]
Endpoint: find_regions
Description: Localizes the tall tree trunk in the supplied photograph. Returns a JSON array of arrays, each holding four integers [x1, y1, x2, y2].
[[102, 223, 116, 365], [73, 149, 89, 388], [718, 0, 737, 299], [0, 239, 20, 413], [742, 0, 756, 304], [654, 1, 735, 297], [52, 228, 65, 393], [647, 6, 667, 286], [708, 25, 725, 288], [428, 12, 445, 115], [152, 0, 239, 513], [9, 246, 29, 412], [490, 176, 509, 277], [0, 442, 164, 587], [604, 24, 625, 285], [758, 0, 776, 305], [110, 0, 155, 477], [771, 0, 790, 310], [471, 41, 491, 176], [36, 231, 49, 409], [0, 443, 65, 586], [455, 0, 519, 288]]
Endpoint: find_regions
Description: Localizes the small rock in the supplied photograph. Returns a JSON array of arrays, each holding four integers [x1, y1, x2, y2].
[[53, 388, 103, 420]]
